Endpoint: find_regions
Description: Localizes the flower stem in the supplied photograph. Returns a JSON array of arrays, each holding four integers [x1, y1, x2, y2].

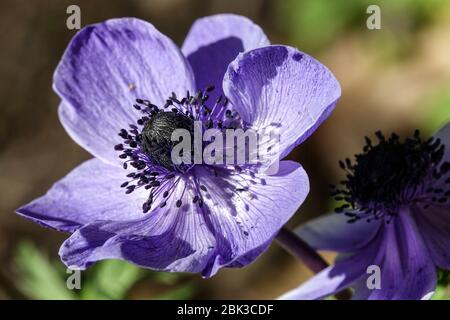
[[275, 226, 329, 273], [275, 226, 352, 300]]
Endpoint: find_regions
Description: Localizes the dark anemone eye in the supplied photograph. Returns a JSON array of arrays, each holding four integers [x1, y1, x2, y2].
[[140, 111, 194, 170], [113, 88, 243, 214], [332, 130, 448, 223]]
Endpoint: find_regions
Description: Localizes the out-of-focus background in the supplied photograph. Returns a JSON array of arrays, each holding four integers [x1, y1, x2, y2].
[[1, 0, 449, 299]]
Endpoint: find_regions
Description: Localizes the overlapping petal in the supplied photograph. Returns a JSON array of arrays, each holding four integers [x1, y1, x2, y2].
[[284, 212, 437, 300], [434, 120, 450, 163], [182, 14, 269, 103], [58, 161, 309, 275], [412, 204, 450, 269], [224, 45, 341, 163], [386, 213, 436, 299], [296, 211, 380, 253], [364, 213, 436, 300], [55, 18, 195, 166], [279, 234, 382, 300], [16, 159, 145, 232], [196, 160, 309, 276], [19, 15, 330, 278], [59, 177, 216, 272]]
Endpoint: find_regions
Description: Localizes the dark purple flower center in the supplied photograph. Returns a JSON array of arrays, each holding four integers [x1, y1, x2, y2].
[[332, 130, 450, 223], [140, 111, 194, 170], [113, 86, 243, 213]]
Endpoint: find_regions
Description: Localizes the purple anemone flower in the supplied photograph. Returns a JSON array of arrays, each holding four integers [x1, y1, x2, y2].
[[280, 122, 450, 299], [16, 15, 340, 277]]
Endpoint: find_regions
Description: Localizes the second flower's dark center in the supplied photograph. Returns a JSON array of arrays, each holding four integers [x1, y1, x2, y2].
[[332, 130, 450, 222]]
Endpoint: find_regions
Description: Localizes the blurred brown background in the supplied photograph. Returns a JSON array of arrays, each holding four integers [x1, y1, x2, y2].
[[1, 0, 449, 299]]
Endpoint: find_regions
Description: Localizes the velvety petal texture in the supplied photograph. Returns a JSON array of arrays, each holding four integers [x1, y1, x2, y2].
[[182, 14, 269, 103], [17, 159, 145, 232], [282, 121, 450, 300], [59, 178, 216, 272], [412, 204, 450, 269], [296, 212, 380, 253], [382, 213, 435, 300], [18, 15, 327, 277], [283, 210, 439, 300], [279, 233, 382, 300], [55, 18, 195, 165], [224, 45, 341, 162], [59, 161, 309, 276], [196, 161, 309, 276], [417, 121, 450, 268]]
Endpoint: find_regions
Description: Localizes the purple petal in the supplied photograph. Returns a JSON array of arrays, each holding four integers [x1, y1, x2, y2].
[[223, 45, 341, 162], [196, 160, 309, 277], [296, 211, 381, 252], [59, 177, 216, 272], [55, 18, 195, 166], [59, 161, 309, 275], [60, 214, 216, 273], [227, 238, 273, 268], [366, 213, 436, 300], [412, 204, 450, 269], [16, 159, 145, 232], [360, 221, 403, 300], [182, 14, 269, 103], [434, 120, 450, 163], [284, 211, 437, 300], [279, 234, 382, 300]]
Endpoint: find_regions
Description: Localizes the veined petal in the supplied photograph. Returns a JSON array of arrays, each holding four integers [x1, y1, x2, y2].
[[196, 160, 309, 277], [227, 238, 273, 268], [354, 213, 436, 300], [361, 222, 403, 300], [223, 45, 341, 163], [16, 159, 146, 233], [295, 211, 381, 253], [279, 233, 382, 300], [182, 14, 269, 104], [55, 18, 195, 166], [59, 177, 216, 272], [411, 204, 450, 269], [433, 120, 450, 163], [58, 161, 309, 275]]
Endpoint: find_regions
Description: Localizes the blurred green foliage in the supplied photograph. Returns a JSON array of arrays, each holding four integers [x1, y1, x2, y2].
[[276, 0, 447, 53], [422, 82, 450, 135], [15, 241, 76, 300], [14, 241, 197, 300], [432, 270, 450, 300]]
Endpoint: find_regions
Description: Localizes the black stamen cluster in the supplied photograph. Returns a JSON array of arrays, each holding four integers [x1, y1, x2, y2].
[[113, 86, 242, 214], [332, 130, 449, 223]]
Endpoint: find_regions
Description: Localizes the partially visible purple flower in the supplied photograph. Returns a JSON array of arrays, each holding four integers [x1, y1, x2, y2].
[[280, 122, 450, 299], [16, 15, 340, 277]]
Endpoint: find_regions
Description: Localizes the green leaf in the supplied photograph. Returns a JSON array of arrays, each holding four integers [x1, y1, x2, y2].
[[14, 241, 76, 300], [151, 271, 183, 285], [154, 283, 197, 300], [80, 260, 144, 300]]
